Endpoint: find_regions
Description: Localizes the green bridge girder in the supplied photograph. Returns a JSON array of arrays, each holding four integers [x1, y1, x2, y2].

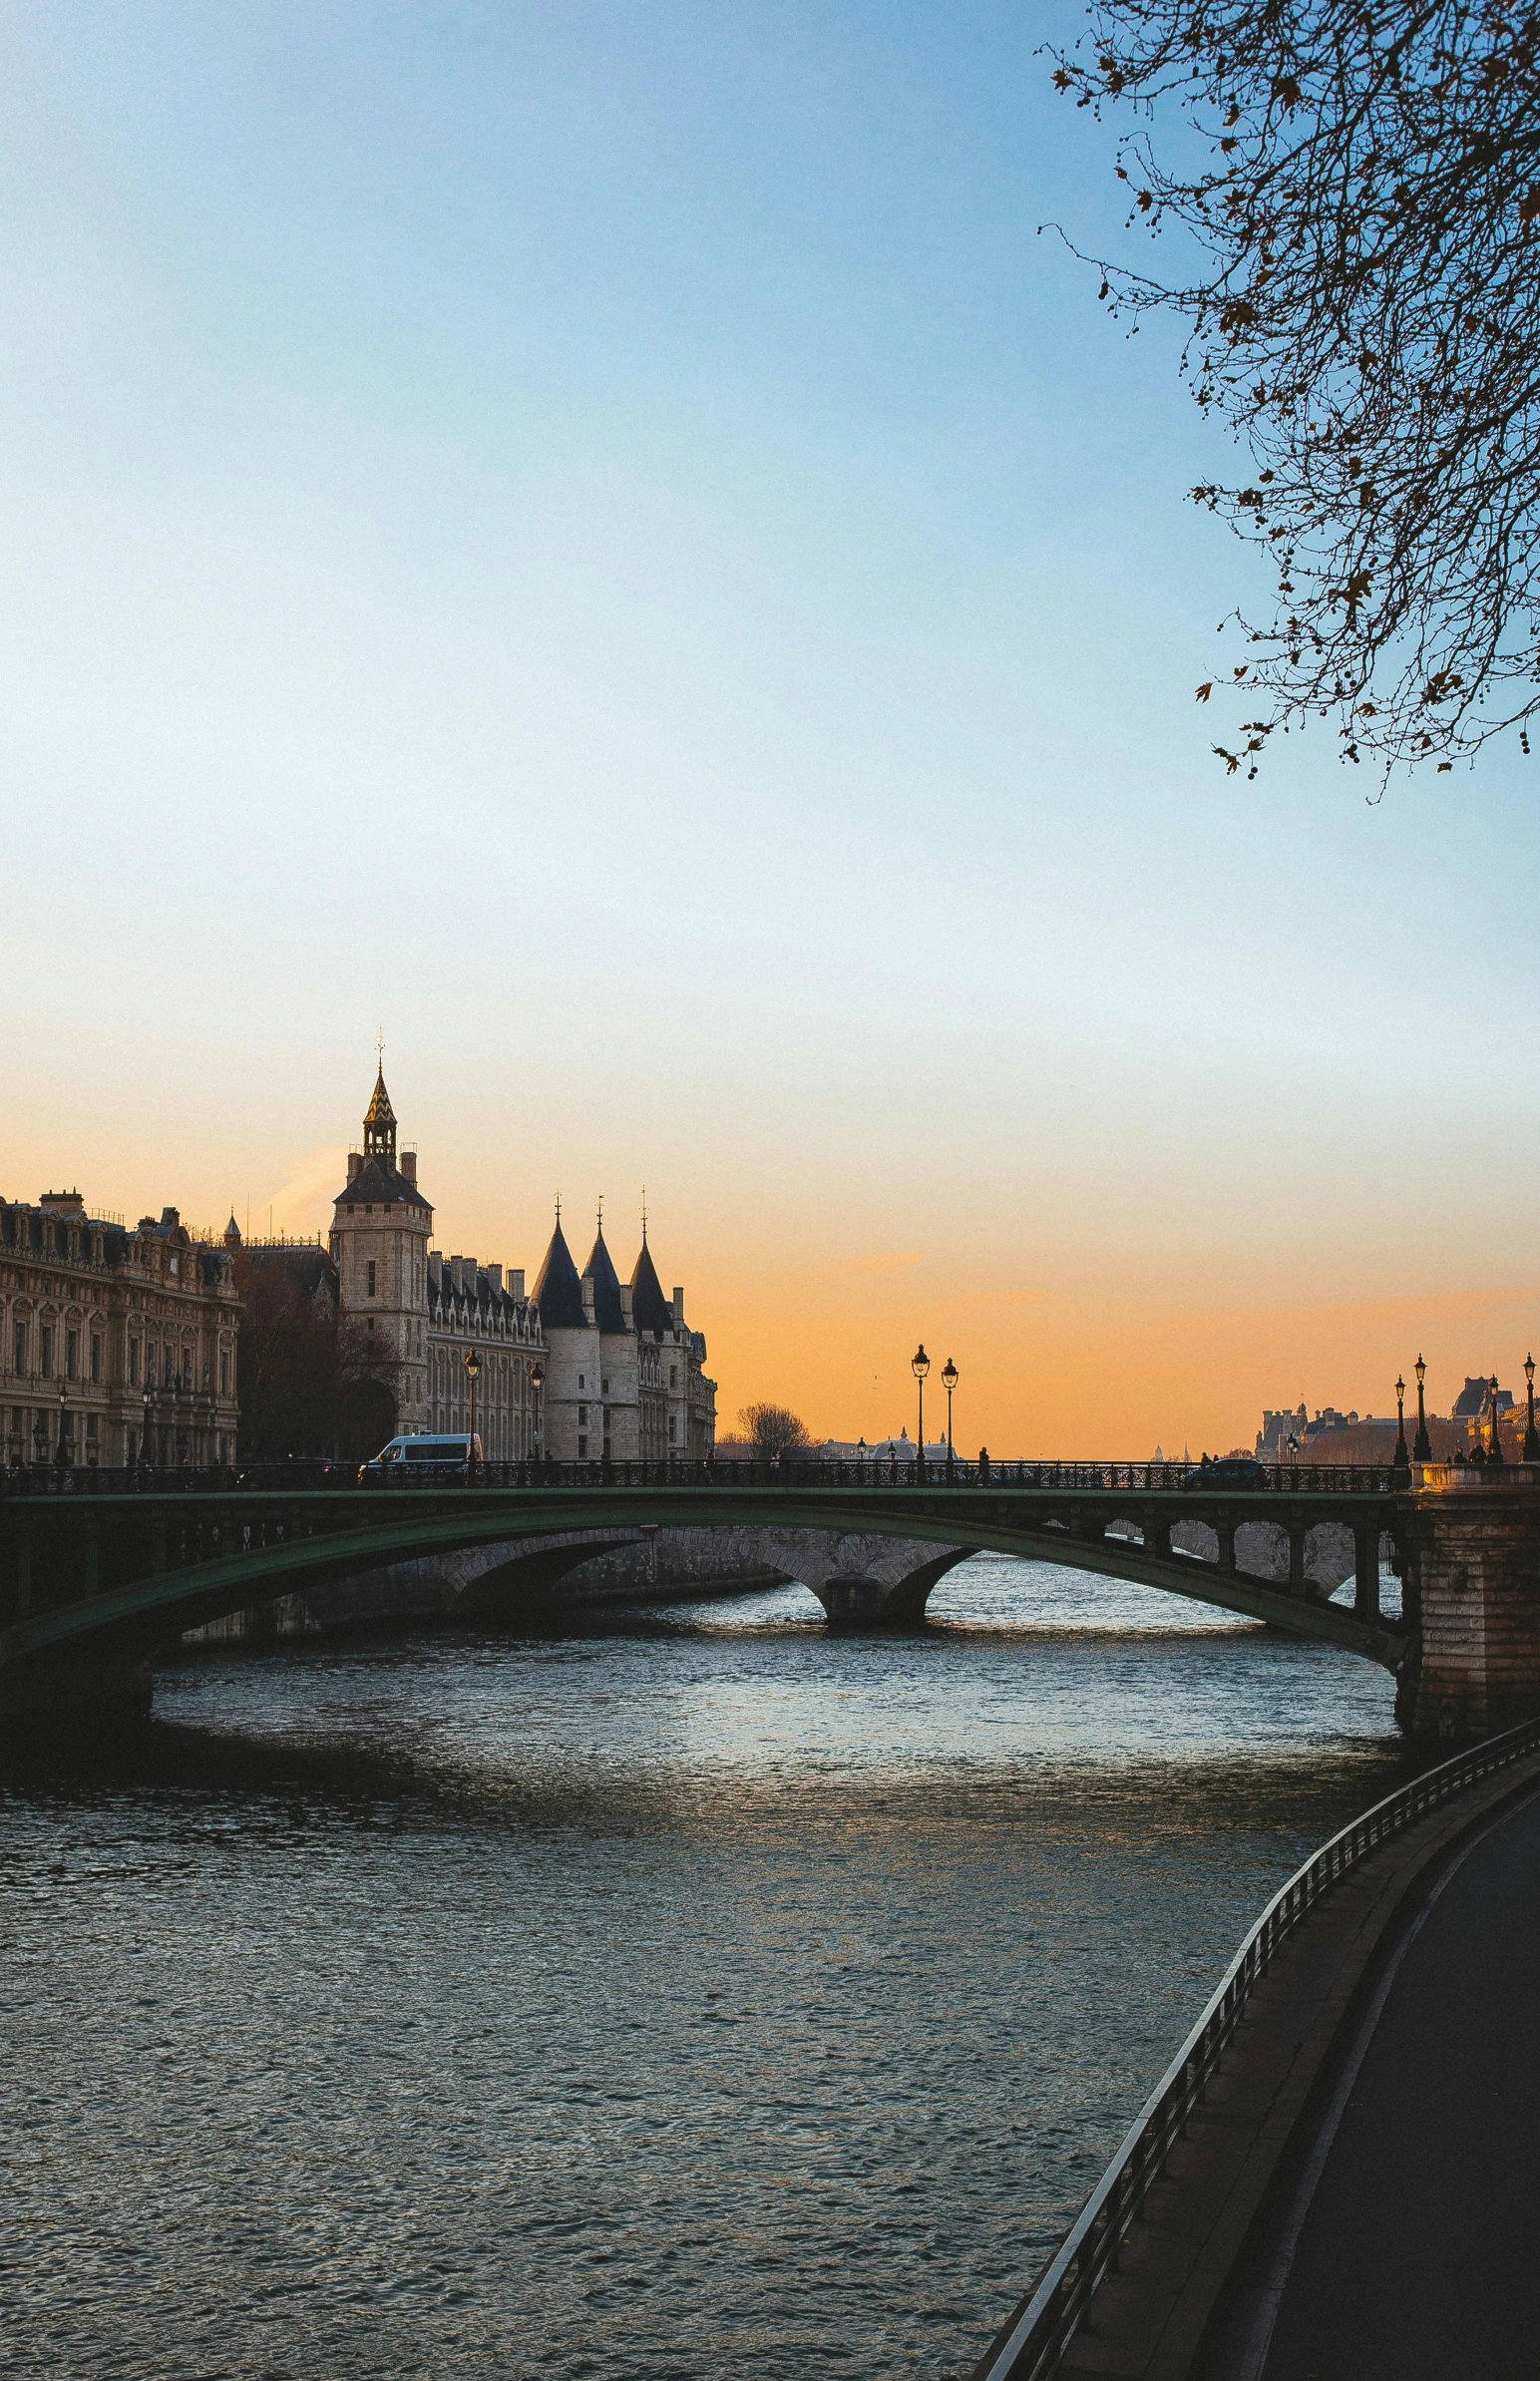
[[0, 1482, 1408, 1675]]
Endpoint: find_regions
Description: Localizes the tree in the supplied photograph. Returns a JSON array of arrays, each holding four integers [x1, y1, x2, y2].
[[1053, 1, 1540, 781], [737, 1401, 813, 1456], [232, 1251, 399, 1460]]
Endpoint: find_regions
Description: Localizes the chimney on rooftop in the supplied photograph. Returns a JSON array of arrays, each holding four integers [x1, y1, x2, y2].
[[486, 1263, 502, 1292], [672, 1286, 684, 1324], [347, 1151, 363, 1182], [580, 1274, 596, 1323], [400, 1149, 417, 1184], [509, 1268, 525, 1301]]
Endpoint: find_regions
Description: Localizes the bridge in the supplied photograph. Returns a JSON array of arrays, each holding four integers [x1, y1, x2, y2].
[[0, 1451, 1446, 1727], [3, 1451, 1538, 1736]]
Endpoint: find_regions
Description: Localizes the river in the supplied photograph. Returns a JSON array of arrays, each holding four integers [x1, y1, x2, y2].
[[0, 1556, 1408, 2380]]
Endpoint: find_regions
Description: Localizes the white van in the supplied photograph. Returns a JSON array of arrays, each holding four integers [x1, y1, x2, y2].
[[358, 1432, 484, 1483]]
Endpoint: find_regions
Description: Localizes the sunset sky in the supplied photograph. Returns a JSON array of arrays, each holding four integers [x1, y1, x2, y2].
[[5, 3, 1537, 1455]]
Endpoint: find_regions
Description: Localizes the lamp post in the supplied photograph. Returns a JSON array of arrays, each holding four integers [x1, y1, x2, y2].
[[530, 1362, 545, 1469], [1526, 1354, 1539, 1465], [1413, 1354, 1431, 1464], [463, 1349, 481, 1485], [941, 1357, 959, 1481], [142, 1390, 155, 1472], [55, 1385, 69, 1470], [1488, 1373, 1505, 1465], [1286, 1431, 1299, 1474], [911, 1344, 930, 1483], [1392, 1376, 1409, 1478]]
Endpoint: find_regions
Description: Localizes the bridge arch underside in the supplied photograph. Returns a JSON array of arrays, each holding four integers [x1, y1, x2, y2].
[[0, 1491, 1406, 1702]]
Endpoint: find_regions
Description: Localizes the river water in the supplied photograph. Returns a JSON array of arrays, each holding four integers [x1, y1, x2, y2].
[[1, 1557, 1408, 2381]]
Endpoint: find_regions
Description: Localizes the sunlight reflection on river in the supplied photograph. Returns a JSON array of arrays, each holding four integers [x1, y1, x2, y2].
[[0, 1557, 1408, 2381]]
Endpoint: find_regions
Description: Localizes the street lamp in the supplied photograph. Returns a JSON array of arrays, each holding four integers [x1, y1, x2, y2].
[[142, 1390, 155, 1472], [463, 1349, 481, 1485], [55, 1385, 69, 1470], [1488, 1373, 1505, 1466], [911, 1344, 930, 1482], [1413, 1354, 1431, 1464], [1392, 1376, 1409, 1477], [1286, 1431, 1300, 1473], [941, 1357, 959, 1480], [1526, 1354, 1539, 1465], [530, 1362, 545, 1465]]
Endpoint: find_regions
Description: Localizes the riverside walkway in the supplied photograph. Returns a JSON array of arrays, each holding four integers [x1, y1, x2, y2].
[[971, 1720, 1540, 2381], [1236, 1778, 1540, 2381]]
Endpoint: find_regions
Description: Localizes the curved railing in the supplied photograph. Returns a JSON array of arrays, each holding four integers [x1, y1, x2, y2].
[[0, 1456, 1402, 1497], [969, 1712, 1540, 2381]]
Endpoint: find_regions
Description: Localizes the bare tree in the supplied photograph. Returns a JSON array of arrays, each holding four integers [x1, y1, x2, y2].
[[737, 1401, 813, 1456], [1053, 1, 1540, 781], [232, 1251, 399, 1460]]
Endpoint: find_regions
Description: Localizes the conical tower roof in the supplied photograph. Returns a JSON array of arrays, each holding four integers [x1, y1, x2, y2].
[[629, 1233, 672, 1337], [363, 1066, 397, 1160], [532, 1216, 586, 1330], [583, 1222, 626, 1333]]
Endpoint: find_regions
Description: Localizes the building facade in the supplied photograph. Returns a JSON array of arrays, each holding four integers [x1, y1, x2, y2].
[[530, 1208, 716, 1462], [325, 1069, 715, 1462], [0, 1191, 240, 1467]]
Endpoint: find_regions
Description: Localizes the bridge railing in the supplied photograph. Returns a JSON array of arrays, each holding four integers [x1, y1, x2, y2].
[[969, 1710, 1540, 2381], [0, 1456, 1400, 1498]]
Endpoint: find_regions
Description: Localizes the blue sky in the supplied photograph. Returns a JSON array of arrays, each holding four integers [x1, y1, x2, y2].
[[3, 3, 1534, 1444]]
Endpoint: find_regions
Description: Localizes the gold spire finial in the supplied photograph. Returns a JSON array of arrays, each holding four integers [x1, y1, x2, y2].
[[641, 1185, 648, 1243], [555, 1191, 562, 1227], [596, 1193, 604, 1234]]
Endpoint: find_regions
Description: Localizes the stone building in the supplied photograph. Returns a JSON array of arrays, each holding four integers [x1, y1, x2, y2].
[[530, 1206, 716, 1461], [0, 1190, 240, 1467], [320, 1068, 716, 1462], [325, 1068, 546, 1460]]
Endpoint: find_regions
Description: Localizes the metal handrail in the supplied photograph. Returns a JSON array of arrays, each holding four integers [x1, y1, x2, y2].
[[970, 1711, 1540, 2381], [0, 1456, 1404, 1498]]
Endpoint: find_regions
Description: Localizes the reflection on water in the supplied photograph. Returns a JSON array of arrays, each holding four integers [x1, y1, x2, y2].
[[0, 1558, 1408, 2380]]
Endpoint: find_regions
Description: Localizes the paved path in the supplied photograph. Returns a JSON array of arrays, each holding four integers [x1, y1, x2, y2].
[[1256, 1783, 1540, 2381]]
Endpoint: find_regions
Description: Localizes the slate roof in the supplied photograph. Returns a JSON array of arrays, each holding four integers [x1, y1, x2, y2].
[[332, 1153, 431, 1211], [628, 1237, 672, 1337], [532, 1220, 587, 1330], [583, 1227, 626, 1333]]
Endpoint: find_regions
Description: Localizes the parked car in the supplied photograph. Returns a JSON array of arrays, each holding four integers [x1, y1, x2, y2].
[[358, 1432, 483, 1484], [1182, 1455, 1270, 1488]]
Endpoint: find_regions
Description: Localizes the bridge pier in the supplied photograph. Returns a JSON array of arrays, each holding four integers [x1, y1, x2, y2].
[[1398, 1473, 1540, 1738], [1353, 1519, 1381, 1623]]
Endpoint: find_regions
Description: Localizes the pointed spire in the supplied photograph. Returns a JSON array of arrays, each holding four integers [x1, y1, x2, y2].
[[223, 1210, 242, 1249], [532, 1213, 585, 1329], [584, 1211, 625, 1332], [629, 1226, 671, 1337], [363, 1060, 397, 1161]]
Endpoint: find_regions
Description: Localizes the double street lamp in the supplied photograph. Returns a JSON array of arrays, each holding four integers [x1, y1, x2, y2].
[[911, 1344, 930, 1481], [1488, 1373, 1505, 1466], [941, 1357, 959, 1480], [1392, 1376, 1409, 1478]]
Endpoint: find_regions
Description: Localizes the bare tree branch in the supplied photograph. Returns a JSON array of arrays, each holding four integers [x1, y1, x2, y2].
[[1053, 1, 1540, 779]]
